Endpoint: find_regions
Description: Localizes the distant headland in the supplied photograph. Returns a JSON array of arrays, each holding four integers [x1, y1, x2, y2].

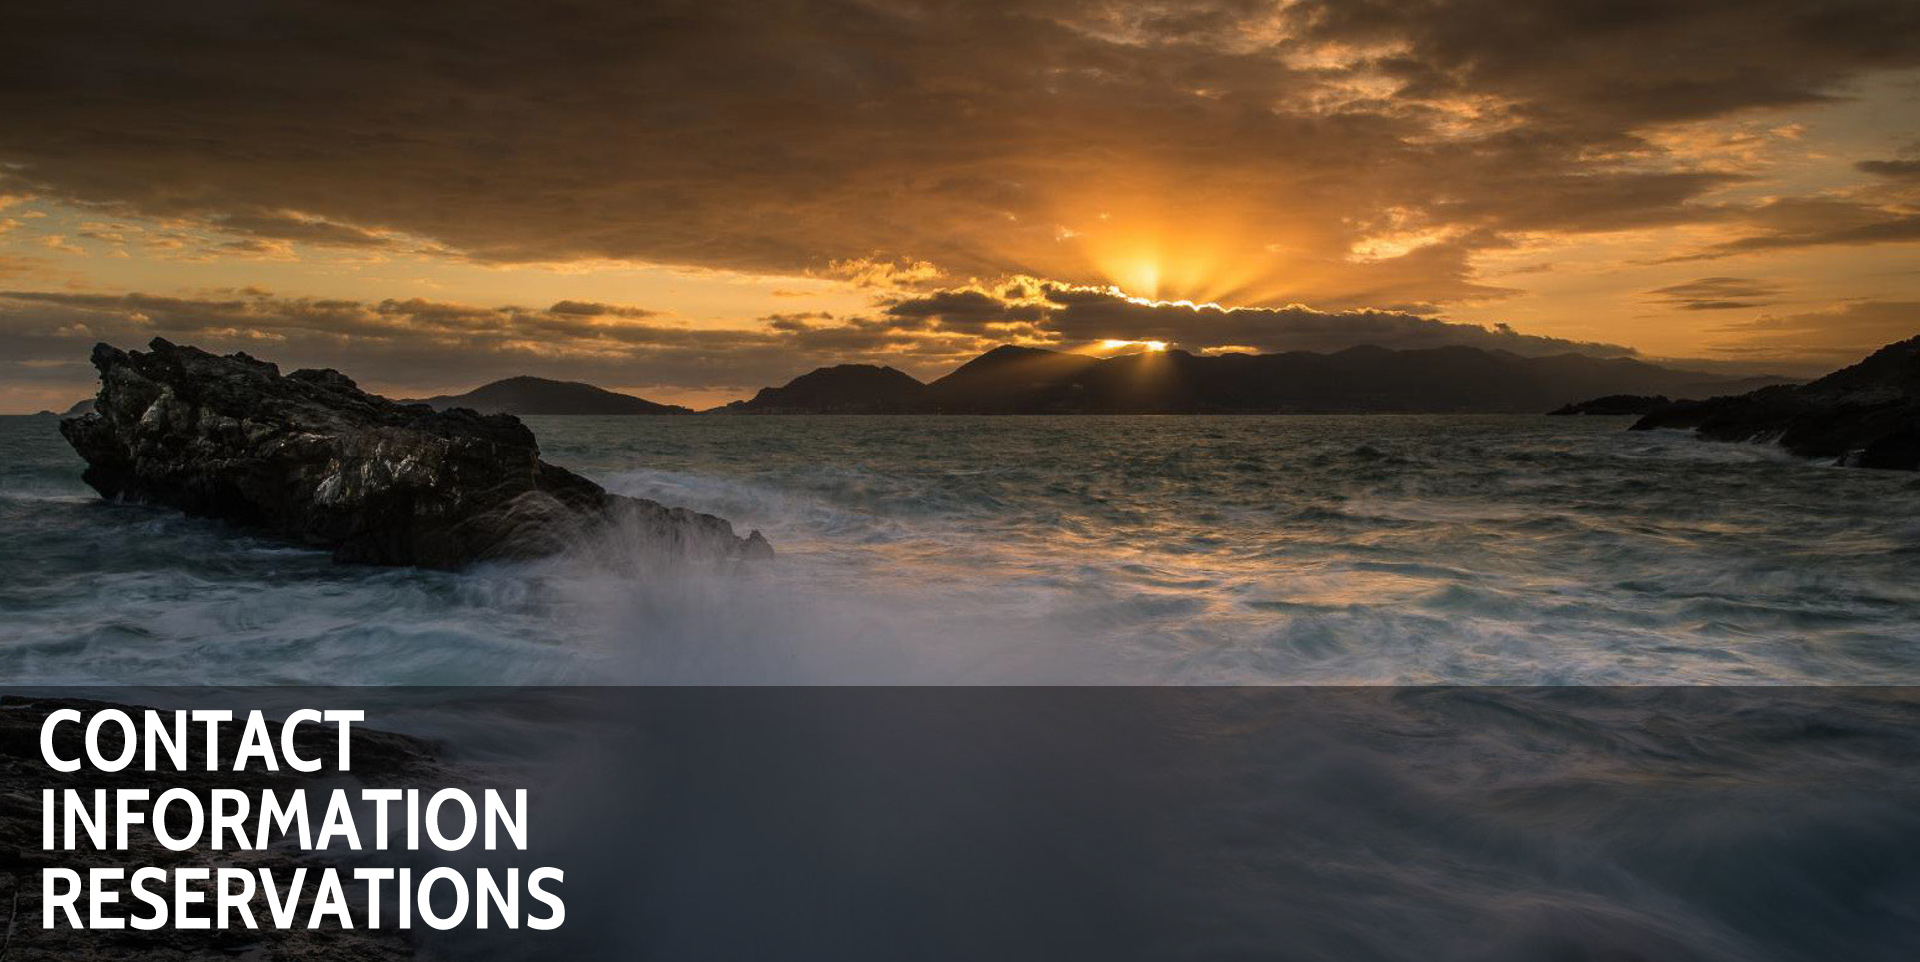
[[1628, 334, 1920, 471], [402, 376, 693, 416]]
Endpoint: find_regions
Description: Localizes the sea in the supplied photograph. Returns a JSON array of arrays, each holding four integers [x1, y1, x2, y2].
[[2, 412, 1917, 686], [5, 412, 1920, 960]]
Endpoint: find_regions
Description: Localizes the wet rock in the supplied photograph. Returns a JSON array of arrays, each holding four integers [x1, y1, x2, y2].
[[60, 338, 773, 566], [1631, 334, 1920, 470]]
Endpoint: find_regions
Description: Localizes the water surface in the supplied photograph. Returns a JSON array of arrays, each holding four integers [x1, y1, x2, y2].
[[3, 414, 1916, 684]]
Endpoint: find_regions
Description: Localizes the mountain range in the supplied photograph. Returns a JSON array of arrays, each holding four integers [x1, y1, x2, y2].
[[364, 346, 1793, 417], [718, 345, 1792, 415]]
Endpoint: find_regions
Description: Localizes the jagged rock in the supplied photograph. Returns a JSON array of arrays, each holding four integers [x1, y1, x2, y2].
[[1631, 334, 1920, 470], [1547, 394, 1670, 416], [60, 339, 773, 566]]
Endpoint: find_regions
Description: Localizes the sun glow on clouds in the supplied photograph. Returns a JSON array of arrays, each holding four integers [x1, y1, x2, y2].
[[1079, 283, 1231, 315], [2, 0, 1918, 411], [1097, 338, 1168, 353], [1077, 222, 1292, 307], [1041, 173, 1319, 308]]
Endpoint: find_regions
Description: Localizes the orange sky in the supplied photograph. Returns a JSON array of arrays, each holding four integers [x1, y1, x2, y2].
[[2, 0, 1918, 412]]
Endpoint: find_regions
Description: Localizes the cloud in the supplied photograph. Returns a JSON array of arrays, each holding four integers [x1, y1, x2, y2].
[[0, 278, 1644, 414], [211, 211, 395, 249], [1857, 159, 1920, 180], [1707, 299, 1920, 361], [212, 238, 300, 260], [883, 289, 1049, 330], [1661, 197, 1920, 260], [6, 278, 1903, 411], [548, 300, 658, 318], [0, 0, 1913, 303], [1856, 139, 1920, 180], [1645, 277, 1786, 310], [1705, 217, 1920, 256], [39, 234, 82, 255], [884, 283, 1639, 356], [0, 289, 984, 405], [75, 221, 139, 245]]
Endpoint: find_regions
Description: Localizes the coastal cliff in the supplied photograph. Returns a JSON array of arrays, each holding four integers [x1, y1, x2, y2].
[[1631, 334, 1920, 470]]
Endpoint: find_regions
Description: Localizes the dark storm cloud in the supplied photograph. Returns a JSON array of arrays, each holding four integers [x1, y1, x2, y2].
[[1857, 159, 1920, 180], [884, 284, 1637, 356], [1283, 0, 1920, 126], [0, 0, 1914, 290], [549, 300, 658, 318], [1646, 277, 1785, 310], [883, 289, 1050, 330]]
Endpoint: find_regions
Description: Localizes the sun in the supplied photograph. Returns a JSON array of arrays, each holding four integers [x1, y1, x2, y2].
[[1097, 339, 1168, 353]]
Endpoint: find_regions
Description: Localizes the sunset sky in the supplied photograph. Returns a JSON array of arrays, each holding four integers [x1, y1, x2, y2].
[[3, 0, 1918, 411]]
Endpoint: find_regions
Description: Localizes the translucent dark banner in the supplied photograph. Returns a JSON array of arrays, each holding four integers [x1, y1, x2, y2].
[[6, 687, 1919, 960]]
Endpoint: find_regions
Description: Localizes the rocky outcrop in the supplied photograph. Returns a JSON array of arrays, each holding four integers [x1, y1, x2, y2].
[[60, 339, 772, 567], [1548, 394, 1671, 416], [1631, 334, 1920, 470]]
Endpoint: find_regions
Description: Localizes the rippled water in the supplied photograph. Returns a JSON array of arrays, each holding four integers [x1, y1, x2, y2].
[[3, 413, 1918, 684]]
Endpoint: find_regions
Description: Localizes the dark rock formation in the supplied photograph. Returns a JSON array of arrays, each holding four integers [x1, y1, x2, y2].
[[408, 375, 692, 415], [1631, 334, 1920, 470], [1548, 394, 1671, 416], [60, 339, 772, 566], [62, 397, 95, 417]]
